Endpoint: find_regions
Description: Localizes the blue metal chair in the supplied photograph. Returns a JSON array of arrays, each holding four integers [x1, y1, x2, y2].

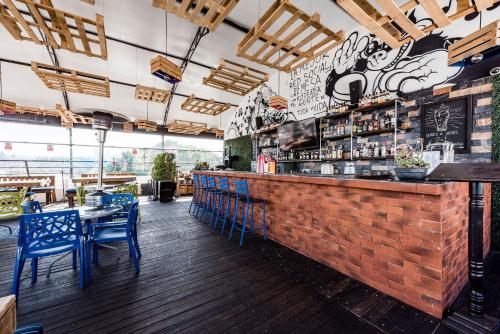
[[229, 178, 267, 247], [212, 176, 233, 234], [189, 174, 200, 215], [85, 200, 140, 282], [12, 210, 85, 300], [21, 201, 43, 214], [195, 175, 209, 219]]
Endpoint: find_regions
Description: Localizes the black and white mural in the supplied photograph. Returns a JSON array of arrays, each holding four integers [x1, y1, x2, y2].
[[226, 84, 296, 139], [225, 1, 499, 140]]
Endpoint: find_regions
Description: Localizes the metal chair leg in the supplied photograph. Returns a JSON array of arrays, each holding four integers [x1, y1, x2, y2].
[[228, 197, 239, 242], [221, 193, 231, 235], [239, 202, 249, 247]]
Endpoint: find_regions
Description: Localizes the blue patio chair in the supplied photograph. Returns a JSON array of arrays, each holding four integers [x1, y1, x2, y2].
[[91, 193, 138, 265], [202, 176, 220, 225], [85, 200, 140, 282], [212, 176, 233, 234], [12, 210, 85, 300], [21, 201, 43, 214]]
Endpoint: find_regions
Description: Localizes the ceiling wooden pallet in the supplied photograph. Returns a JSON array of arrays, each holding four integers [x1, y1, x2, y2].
[[208, 128, 224, 138], [0, 99, 16, 112], [32, 61, 110, 97], [151, 55, 182, 84], [0, 0, 107, 59], [81, 0, 95, 4], [136, 119, 158, 132], [167, 119, 208, 135], [448, 19, 499, 65], [152, 0, 239, 31], [203, 59, 269, 96], [135, 84, 171, 103], [13, 104, 92, 127], [337, 0, 498, 49], [181, 94, 231, 116], [236, 0, 344, 73]]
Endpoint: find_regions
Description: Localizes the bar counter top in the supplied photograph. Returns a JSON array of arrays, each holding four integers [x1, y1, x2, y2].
[[194, 170, 492, 319], [198, 170, 448, 195]]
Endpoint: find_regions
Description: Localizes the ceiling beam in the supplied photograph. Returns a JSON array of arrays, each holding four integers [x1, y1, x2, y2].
[[163, 26, 209, 126]]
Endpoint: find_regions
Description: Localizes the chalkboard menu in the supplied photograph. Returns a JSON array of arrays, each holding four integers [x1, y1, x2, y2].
[[420, 97, 472, 154]]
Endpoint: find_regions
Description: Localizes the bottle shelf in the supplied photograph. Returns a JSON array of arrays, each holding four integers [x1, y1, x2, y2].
[[258, 145, 278, 149], [322, 134, 351, 141], [353, 100, 397, 114], [323, 110, 352, 120], [353, 156, 394, 161], [277, 159, 321, 163], [353, 128, 395, 137]]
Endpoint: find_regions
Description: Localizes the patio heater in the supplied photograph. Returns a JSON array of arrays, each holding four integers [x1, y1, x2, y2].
[[74, 109, 130, 207]]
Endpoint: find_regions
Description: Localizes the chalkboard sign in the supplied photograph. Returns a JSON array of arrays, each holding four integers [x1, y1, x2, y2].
[[420, 97, 472, 154]]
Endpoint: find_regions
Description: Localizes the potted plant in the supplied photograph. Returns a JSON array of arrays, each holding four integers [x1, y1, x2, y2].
[[394, 145, 430, 181], [151, 152, 177, 202]]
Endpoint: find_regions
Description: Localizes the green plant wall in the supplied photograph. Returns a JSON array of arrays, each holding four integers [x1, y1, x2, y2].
[[224, 135, 252, 171], [492, 74, 500, 250]]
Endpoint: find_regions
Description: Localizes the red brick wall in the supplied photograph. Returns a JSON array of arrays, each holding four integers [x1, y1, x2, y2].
[[196, 172, 491, 319]]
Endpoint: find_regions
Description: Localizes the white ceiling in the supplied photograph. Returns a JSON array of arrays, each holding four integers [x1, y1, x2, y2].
[[0, 0, 356, 129]]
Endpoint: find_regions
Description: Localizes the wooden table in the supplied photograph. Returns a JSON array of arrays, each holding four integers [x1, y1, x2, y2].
[[0, 295, 15, 334], [72, 176, 136, 186], [0, 181, 42, 189]]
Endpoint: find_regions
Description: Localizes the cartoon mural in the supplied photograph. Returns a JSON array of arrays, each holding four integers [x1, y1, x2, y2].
[[226, 84, 296, 139], [225, 1, 499, 140]]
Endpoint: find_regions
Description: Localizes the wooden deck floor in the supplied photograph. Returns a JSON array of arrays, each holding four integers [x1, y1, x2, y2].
[[0, 198, 475, 333]]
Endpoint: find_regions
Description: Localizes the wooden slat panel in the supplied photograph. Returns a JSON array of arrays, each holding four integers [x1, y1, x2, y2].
[[374, 0, 425, 40], [448, 20, 499, 65], [0, 0, 107, 59], [135, 84, 171, 103], [203, 59, 268, 96], [236, 0, 344, 73], [417, 0, 450, 27], [152, 0, 239, 31], [32, 61, 110, 97], [181, 95, 230, 116]]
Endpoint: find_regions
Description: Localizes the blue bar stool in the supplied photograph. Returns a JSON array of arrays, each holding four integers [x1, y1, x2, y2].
[[202, 176, 220, 224], [189, 174, 200, 215], [229, 177, 267, 247], [195, 175, 209, 219], [211, 176, 233, 234]]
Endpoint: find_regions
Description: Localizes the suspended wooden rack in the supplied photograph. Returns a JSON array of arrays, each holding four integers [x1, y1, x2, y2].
[[81, 0, 95, 4], [123, 122, 134, 133], [0, 99, 16, 112], [151, 55, 182, 84], [136, 119, 158, 132], [208, 128, 224, 138], [135, 84, 171, 103], [152, 0, 239, 31], [203, 59, 269, 96], [337, 0, 498, 49], [0, 0, 107, 59], [32, 62, 110, 97], [167, 119, 208, 135], [236, 0, 344, 73], [448, 20, 500, 65], [181, 95, 231, 116], [269, 95, 288, 110], [12, 104, 92, 127]]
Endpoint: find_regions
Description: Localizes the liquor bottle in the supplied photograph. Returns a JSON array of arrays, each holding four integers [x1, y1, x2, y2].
[[337, 145, 343, 159], [368, 120, 373, 132], [363, 121, 368, 132], [373, 114, 380, 131], [381, 145, 387, 158], [373, 143, 380, 158], [368, 144, 374, 157]]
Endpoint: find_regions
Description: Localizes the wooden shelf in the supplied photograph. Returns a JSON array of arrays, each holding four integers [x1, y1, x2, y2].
[[203, 59, 268, 96], [321, 158, 351, 162], [323, 110, 352, 120], [278, 159, 321, 163], [322, 134, 351, 141], [353, 156, 394, 161], [237, 0, 344, 72], [352, 100, 396, 114], [0, 0, 107, 59], [353, 128, 395, 137], [256, 126, 279, 134]]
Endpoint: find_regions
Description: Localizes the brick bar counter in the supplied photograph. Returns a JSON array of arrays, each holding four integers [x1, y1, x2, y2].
[[194, 171, 491, 319]]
